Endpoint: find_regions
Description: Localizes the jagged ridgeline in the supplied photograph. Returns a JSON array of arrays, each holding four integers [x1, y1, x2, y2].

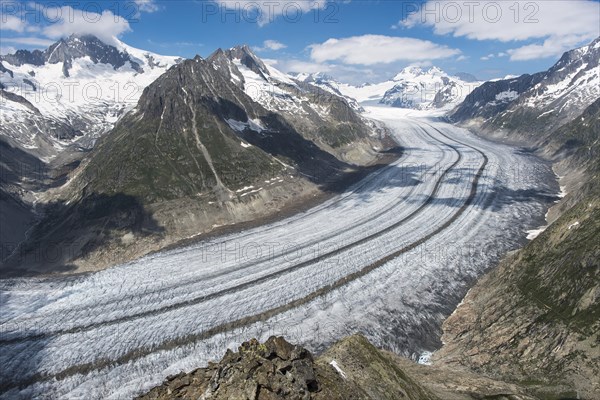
[[1, 34, 143, 77], [68, 46, 386, 201], [76, 55, 293, 202], [451, 37, 600, 136], [139, 335, 557, 400]]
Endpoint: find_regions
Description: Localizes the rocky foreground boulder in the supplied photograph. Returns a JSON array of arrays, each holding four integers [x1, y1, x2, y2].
[[139, 335, 545, 400], [140, 336, 320, 400]]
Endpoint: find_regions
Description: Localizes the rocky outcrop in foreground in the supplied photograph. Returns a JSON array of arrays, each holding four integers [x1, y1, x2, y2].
[[139, 335, 544, 400], [140, 336, 321, 400]]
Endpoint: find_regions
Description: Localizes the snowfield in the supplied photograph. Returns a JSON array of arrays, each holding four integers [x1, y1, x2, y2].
[[0, 107, 559, 399]]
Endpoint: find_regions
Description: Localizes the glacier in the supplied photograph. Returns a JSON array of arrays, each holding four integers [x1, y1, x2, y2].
[[0, 107, 560, 399]]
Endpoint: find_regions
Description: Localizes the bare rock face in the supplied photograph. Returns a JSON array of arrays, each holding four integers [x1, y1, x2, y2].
[[139, 337, 319, 400], [433, 194, 600, 399]]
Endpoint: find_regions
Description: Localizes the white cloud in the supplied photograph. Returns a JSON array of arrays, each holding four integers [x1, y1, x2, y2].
[[1, 15, 26, 32], [508, 34, 596, 61], [261, 40, 287, 51], [269, 57, 415, 85], [456, 55, 469, 61], [0, 37, 54, 47], [0, 45, 17, 55], [481, 52, 508, 60], [309, 35, 460, 65], [134, 0, 160, 13], [212, 0, 327, 26], [41, 6, 131, 45], [270, 59, 333, 74], [264, 40, 286, 51], [0, 4, 131, 50], [409, 60, 433, 68], [401, 0, 600, 61]]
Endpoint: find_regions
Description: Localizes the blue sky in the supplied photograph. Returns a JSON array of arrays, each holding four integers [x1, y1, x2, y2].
[[1, 0, 599, 83]]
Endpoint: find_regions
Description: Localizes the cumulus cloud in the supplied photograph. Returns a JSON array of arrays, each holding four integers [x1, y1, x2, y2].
[[147, 39, 204, 49], [508, 34, 597, 61], [309, 35, 460, 65], [41, 6, 131, 45], [1, 15, 26, 32], [0, 3, 133, 50], [212, 0, 327, 26], [0, 45, 17, 55], [255, 40, 287, 52], [268, 57, 421, 85], [400, 0, 600, 61]]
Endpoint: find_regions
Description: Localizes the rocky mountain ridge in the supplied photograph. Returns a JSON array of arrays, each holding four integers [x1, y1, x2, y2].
[[451, 37, 600, 141], [1, 40, 393, 276]]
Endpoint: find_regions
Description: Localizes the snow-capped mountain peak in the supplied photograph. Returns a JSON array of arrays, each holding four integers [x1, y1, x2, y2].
[[393, 66, 424, 80], [383, 66, 483, 110], [0, 35, 180, 160], [427, 66, 445, 76], [292, 72, 335, 84], [1, 34, 147, 78], [323, 65, 481, 110]]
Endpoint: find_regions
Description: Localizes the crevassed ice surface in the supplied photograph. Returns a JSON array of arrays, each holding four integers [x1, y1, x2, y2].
[[0, 107, 558, 399]]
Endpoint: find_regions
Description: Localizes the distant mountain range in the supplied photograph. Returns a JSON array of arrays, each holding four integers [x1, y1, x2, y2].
[[0, 36, 391, 275], [294, 67, 482, 110]]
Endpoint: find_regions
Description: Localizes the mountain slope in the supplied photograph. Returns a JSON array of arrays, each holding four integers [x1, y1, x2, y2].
[[451, 37, 600, 140], [433, 38, 600, 399], [3, 46, 393, 276], [215, 46, 383, 164], [64, 54, 349, 202], [434, 188, 600, 399]]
